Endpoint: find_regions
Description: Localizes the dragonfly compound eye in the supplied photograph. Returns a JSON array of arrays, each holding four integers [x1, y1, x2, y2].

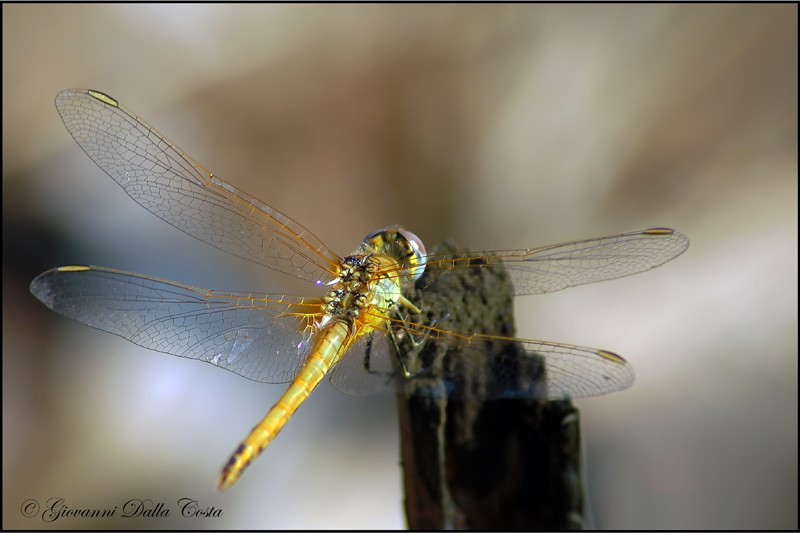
[[396, 229, 427, 281], [363, 227, 428, 281]]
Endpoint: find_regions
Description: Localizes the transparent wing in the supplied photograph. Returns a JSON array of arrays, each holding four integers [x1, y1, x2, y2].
[[421, 228, 689, 296], [334, 229, 669, 400], [328, 331, 397, 396], [327, 308, 633, 400], [382, 315, 634, 400], [55, 89, 340, 284], [30, 266, 327, 384]]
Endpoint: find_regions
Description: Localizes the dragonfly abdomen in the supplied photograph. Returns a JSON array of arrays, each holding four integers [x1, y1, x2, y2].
[[217, 320, 351, 491]]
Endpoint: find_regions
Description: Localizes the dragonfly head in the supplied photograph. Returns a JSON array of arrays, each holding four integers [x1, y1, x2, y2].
[[362, 227, 427, 281]]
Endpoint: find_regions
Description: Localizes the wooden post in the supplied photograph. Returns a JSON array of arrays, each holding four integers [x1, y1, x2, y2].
[[395, 241, 584, 530]]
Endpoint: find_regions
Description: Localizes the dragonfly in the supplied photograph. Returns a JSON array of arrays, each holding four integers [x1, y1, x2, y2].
[[30, 89, 689, 491]]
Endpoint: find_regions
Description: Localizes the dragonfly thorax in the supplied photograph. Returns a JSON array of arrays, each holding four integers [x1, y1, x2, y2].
[[323, 253, 403, 329], [320, 228, 427, 330]]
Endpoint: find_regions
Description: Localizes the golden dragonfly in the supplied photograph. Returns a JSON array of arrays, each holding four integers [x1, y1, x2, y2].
[[31, 89, 689, 491]]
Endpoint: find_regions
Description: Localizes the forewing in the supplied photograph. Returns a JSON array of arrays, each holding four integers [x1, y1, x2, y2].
[[422, 228, 689, 296], [30, 266, 325, 384], [55, 89, 340, 284]]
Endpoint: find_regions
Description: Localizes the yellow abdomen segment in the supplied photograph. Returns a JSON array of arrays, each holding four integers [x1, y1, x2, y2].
[[217, 320, 351, 491]]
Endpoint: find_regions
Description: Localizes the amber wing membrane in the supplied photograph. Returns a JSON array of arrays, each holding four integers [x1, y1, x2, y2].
[[55, 89, 340, 284], [30, 266, 326, 384], [419, 228, 689, 296]]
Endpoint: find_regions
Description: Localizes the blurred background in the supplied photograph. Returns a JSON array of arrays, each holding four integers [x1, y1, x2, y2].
[[3, 4, 796, 529]]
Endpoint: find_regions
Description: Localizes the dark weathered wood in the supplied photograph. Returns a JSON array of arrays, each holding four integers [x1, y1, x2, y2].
[[396, 241, 584, 530]]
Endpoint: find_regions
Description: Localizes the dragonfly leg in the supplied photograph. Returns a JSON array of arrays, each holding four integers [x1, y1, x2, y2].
[[389, 305, 451, 380], [362, 336, 391, 376], [349, 287, 438, 381], [399, 294, 453, 328], [398, 294, 421, 314], [388, 326, 414, 379], [357, 335, 401, 379]]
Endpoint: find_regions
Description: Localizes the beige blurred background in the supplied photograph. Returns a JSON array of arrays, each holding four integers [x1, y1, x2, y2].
[[3, 4, 796, 529]]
